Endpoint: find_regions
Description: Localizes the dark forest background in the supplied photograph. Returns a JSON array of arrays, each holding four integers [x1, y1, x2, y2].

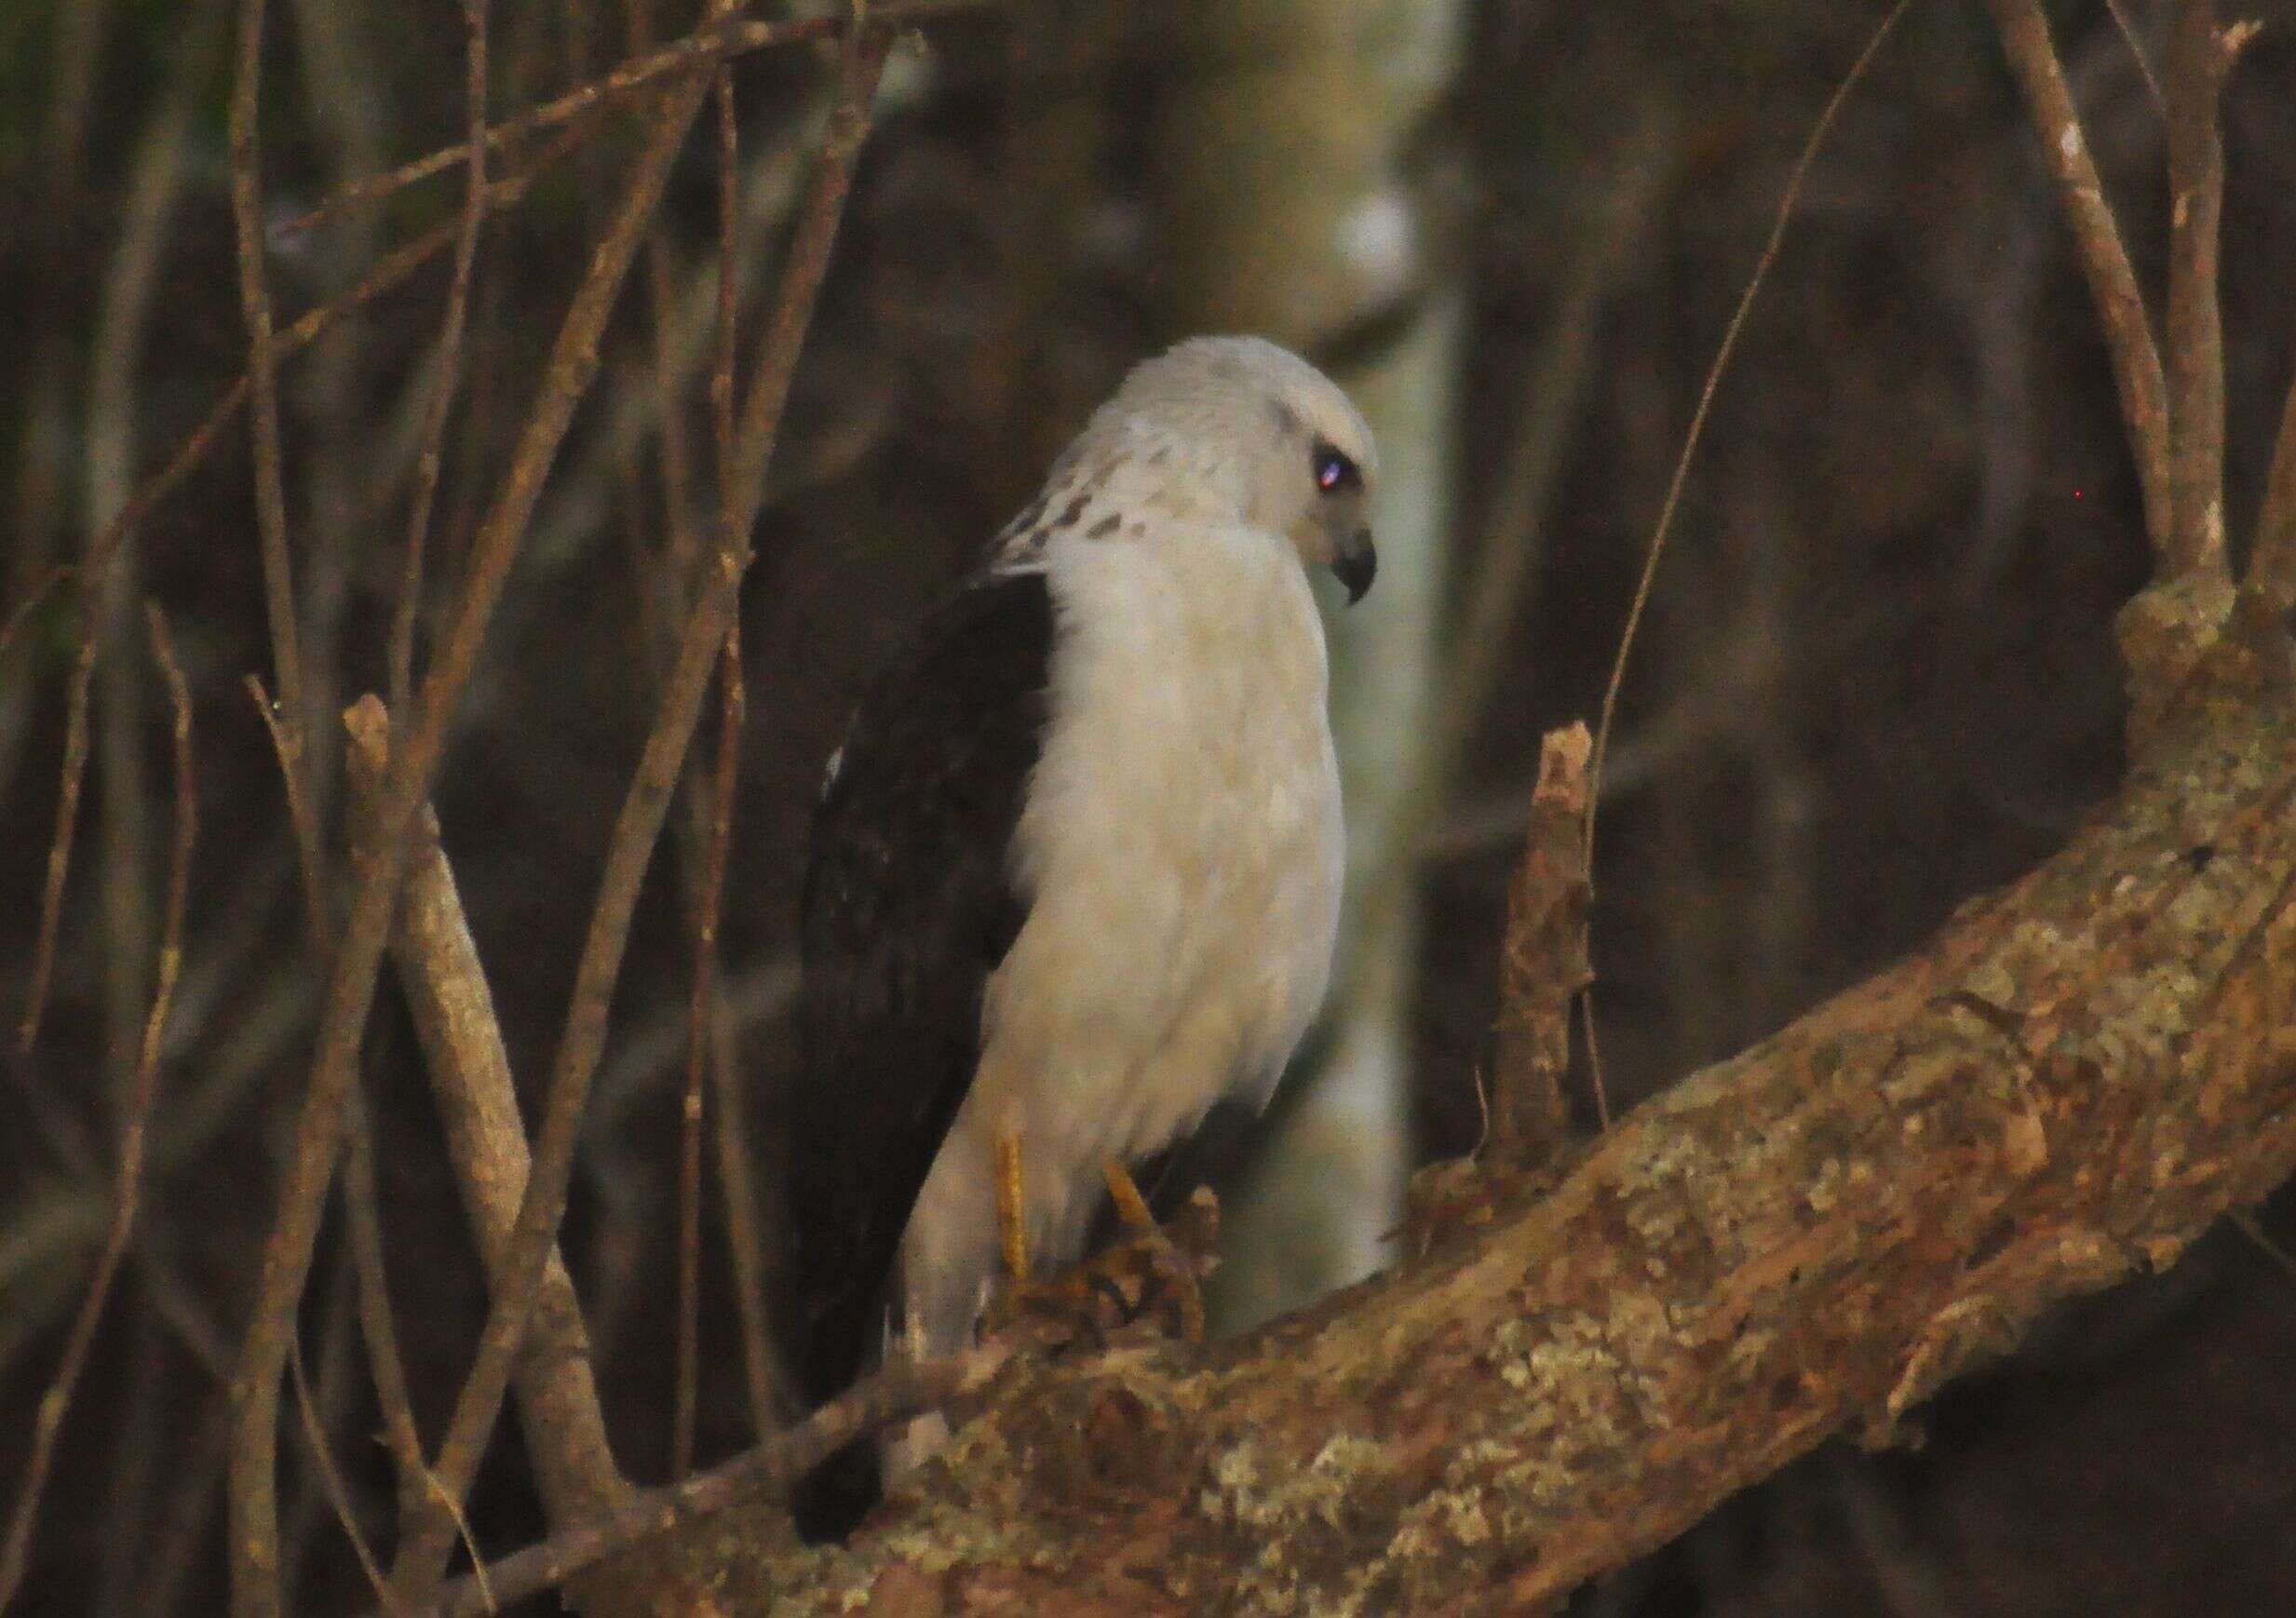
[[3, 0, 2294, 1611]]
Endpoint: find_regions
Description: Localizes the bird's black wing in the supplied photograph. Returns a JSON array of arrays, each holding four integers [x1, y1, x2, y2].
[[782, 568, 1052, 1416]]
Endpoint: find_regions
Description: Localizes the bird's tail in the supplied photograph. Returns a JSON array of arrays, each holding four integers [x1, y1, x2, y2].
[[791, 1437, 881, 1543], [781, 1287, 887, 1541]]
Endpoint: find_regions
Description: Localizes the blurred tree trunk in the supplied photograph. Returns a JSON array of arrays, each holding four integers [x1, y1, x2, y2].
[[1143, 0, 1465, 1328]]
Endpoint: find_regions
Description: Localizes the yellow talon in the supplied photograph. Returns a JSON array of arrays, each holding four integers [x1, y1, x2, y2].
[[995, 1128, 1029, 1283], [985, 1146, 1210, 1349], [1102, 1154, 1205, 1342], [1101, 1154, 1155, 1231]]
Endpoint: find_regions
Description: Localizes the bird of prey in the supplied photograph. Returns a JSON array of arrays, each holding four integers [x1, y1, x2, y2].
[[781, 335, 1377, 1537]]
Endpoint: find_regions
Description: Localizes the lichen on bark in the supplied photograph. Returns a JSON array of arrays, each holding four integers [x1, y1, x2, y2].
[[651, 660, 2296, 1616]]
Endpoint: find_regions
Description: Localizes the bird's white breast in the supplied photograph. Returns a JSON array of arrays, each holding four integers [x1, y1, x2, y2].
[[979, 521, 1343, 1249], [893, 523, 1344, 1365]]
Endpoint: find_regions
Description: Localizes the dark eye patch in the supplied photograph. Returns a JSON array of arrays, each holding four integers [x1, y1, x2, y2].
[[1311, 440, 1361, 495]]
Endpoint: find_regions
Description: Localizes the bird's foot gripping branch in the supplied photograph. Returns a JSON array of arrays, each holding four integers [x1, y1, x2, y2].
[[984, 1185, 1223, 1355]]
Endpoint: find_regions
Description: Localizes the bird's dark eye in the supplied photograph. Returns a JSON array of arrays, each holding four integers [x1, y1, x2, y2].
[[1312, 441, 1359, 495]]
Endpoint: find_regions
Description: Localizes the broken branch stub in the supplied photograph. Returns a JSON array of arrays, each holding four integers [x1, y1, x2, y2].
[[1492, 721, 1594, 1167]]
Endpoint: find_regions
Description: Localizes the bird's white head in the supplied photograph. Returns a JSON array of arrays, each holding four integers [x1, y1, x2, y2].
[[998, 335, 1380, 604]]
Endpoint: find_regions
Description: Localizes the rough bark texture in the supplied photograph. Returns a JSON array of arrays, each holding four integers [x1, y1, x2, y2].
[[1490, 723, 1592, 1165], [616, 656, 2296, 1615]]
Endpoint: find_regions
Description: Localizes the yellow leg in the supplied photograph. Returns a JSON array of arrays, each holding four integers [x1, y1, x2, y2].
[[995, 1129, 1030, 1282], [1102, 1154, 1204, 1342], [980, 1149, 1212, 1349], [1101, 1155, 1155, 1231]]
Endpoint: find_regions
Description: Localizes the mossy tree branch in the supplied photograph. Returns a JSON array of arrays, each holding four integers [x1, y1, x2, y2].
[[535, 644, 2296, 1616]]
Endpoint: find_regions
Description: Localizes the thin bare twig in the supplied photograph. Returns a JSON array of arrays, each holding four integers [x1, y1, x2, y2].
[[344, 1099, 429, 1523], [342, 698, 629, 1530], [710, 64, 742, 554], [1980, 0, 2176, 560], [1586, 0, 1912, 863], [229, 64, 720, 1618], [675, 34, 756, 1471], [385, 28, 891, 1600], [288, 1340, 400, 1614], [1437, 119, 1676, 794], [670, 826, 710, 1479], [281, 0, 979, 238], [2161, 0, 2229, 579], [16, 621, 97, 1052], [2104, 0, 2167, 113], [243, 677, 328, 946], [677, 623, 746, 1471], [624, 0, 713, 1480], [720, 29, 890, 554], [279, 0, 392, 843], [92, 605, 155, 1126], [277, 1267, 358, 1603], [262, 671, 435, 1542], [628, 0, 704, 608], [72, 122, 586, 721], [229, 0, 312, 773], [76, 6, 223, 1087], [389, 0, 492, 711], [511, 124, 815, 662], [5, 0, 220, 1047], [2, 0, 212, 1050], [710, 990, 792, 1427], [419, 1480, 491, 1615], [257, 656, 438, 1584], [68, 0, 946, 614], [0, 604, 194, 1614], [1369, 120, 1674, 1137], [1, 977, 308, 1395], [1417, 621, 1807, 862], [3, 0, 116, 815], [410, 1352, 1004, 1618]]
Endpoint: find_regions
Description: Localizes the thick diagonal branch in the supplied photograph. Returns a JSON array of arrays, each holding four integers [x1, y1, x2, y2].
[[683, 675, 2296, 1614]]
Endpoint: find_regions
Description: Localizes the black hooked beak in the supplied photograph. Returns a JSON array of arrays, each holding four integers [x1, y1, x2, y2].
[[1332, 531, 1377, 605]]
